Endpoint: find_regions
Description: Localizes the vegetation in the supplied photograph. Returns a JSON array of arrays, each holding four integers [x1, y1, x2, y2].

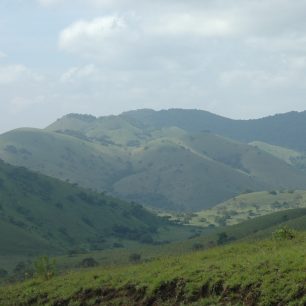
[[0, 160, 201, 273], [184, 190, 306, 227], [1, 110, 306, 212], [2, 231, 306, 305]]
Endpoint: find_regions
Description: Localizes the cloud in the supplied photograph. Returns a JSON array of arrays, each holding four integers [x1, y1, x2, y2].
[[0, 64, 43, 85], [59, 16, 135, 61], [0, 52, 7, 59], [60, 64, 99, 82], [148, 12, 235, 37], [10, 95, 46, 113], [3, 0, 306, 133], [220, 69, 293, 90]]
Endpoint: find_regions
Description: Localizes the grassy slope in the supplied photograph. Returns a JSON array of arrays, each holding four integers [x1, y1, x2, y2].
[[32, 208, 306, 274], [2, 114, 306, 211], [250, 141, 306, 170], [122, 108, 306, 152], [187, 190, 306, 227], [0, 160, 200, 271], [2, 232, 306, 305], [0, 128, 129, 191]]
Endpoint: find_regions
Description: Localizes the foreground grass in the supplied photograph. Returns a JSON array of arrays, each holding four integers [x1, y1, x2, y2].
[[1, 233, 306, 305]]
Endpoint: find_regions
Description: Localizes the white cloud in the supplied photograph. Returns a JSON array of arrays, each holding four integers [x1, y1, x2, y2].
[[10, 95, 46, 113], [148, 12, 235, 37], [3, 0, 306, 132], [0, 64, 43, 85], [60, 64, 98, 82], [59, 16, 134, 61], [220, 69, 292, 90]]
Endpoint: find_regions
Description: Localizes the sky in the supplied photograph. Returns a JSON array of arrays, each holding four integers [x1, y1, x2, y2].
[[1, 0, 306, 132]]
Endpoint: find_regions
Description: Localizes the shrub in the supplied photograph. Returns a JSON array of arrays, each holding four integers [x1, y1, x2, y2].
[[0, 269, 8, 278], [273, 226, 296, 241], [192, 243, 204, 251], [129, 253, 141, 263], [34, 256, 56, 280], [79, 257, 98, 268]]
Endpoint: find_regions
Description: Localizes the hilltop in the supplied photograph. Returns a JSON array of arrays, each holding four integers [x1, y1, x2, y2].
[[1, 109, 306, 211]]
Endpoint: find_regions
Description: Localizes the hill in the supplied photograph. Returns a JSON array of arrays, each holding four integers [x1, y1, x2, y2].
[[2, 227, 306, 305], [2, 112, 306, 211], [183, 190, 306, 227], [50, 208, 306, 272], [3, 207, 305, 281], [122, 108, 306, 152], [0, 160, 199, 271]]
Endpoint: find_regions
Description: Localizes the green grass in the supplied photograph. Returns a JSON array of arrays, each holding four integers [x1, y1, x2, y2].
[[249, 141, 303, 164], [186, 190, 306, 227], [22, 208, 306, 276], [0, 160, 201, 273], [2, 113, 306, 212], [1, 232, 306, 305]]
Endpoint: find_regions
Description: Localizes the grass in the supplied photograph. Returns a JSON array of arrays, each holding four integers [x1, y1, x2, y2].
[[2, 112, 306, 212], [8, 208, 305, 279], [183, 190, 306, 227], [1, 232, 306, 305], [0, 160, 202, 273]]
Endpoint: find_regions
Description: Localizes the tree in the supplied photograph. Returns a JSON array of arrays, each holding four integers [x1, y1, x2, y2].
[[34, 256, 56, 280]]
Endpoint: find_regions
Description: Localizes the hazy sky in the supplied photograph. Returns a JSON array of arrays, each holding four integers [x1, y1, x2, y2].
[[1, 0, 306, 132]]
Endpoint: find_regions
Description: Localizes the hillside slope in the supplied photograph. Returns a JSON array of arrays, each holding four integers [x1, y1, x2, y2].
[[0, 160, 194, 262], [2, 112, 306, 211], [122, 108, 306, 152], [187, 190, 306, 227], [2, 229, 306, 305]]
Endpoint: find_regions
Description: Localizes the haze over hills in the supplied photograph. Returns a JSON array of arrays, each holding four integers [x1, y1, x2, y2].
[[1, 109, 306, 212]]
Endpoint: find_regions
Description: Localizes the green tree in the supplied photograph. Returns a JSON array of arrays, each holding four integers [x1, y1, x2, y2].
[[34, 256, 56, 280]]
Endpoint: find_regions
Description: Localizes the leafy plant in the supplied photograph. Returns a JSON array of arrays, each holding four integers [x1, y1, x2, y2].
[[272, 226, 296, 241], [34, 256, 56, 280], [129, 253, 141, 263]]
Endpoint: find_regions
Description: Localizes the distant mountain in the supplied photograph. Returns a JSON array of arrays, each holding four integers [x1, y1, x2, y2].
[[1, 109, 306, 212], [122, 109, 306, 152], [0, 160, 191, 262]]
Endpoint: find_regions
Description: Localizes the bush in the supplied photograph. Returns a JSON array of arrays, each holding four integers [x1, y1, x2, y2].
[[269, 190, 278, 195], [0, 269, 8, 278], [273, 226, 296, 241], [192, 243, 204, 251], [79, 257, 98, 268], [129, 253, 141, 263], [34, 256, 56, 280]]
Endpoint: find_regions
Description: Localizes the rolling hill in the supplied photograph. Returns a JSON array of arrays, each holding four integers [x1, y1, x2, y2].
[[183, 190, 306, 227], [0, 160, 200, 272], [122, 108, 306, 152], [2, 111, 306, 211]]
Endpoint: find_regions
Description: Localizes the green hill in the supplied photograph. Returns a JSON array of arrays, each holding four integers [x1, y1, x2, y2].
[[2, 112, 306, 211], [2, 225, 306, 305], [122, 108, 306, 152], [185, 190, 306, 227], [250, 141, 306, 170], [0, 160, 200, 271], [51, 208, 306, 273]]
